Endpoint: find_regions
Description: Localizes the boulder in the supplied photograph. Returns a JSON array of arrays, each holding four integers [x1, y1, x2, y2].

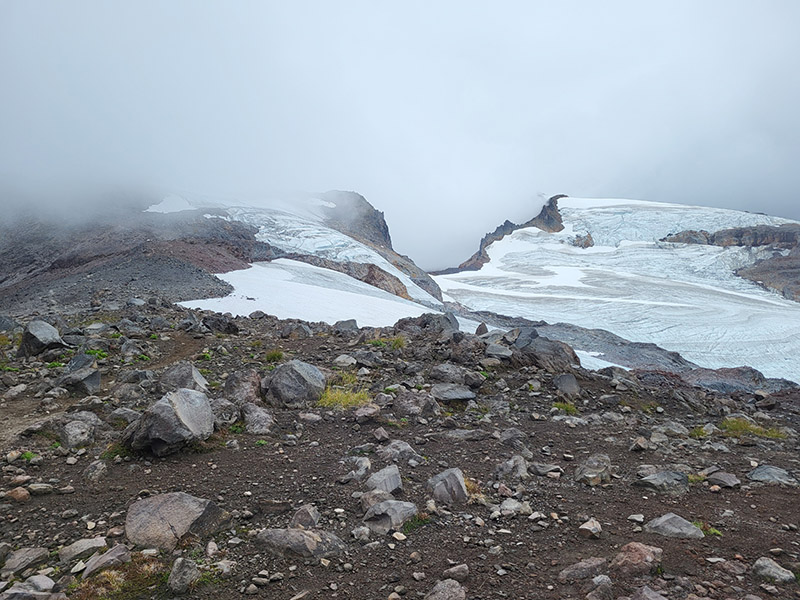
[[751, 556, 796, 584], [17, 320, 66, 357], [365, 464, 403, 495], [426, 468, 468, 505], [706, 471, 740, 488], [289, 504, 321, 529], [0, 547, 48, 578], [644, 513, 704, 539], [58, 537, 107, 563], [223, 369, 261, 406], [553, 373, 580, 396], [256, 528, 346, 558], [609, 542, 663, 577], [393, 390, 442, 417], [159, 361, 208, 393], [241, 402, 275, 434], [363, 500, 418, 535], [208, 397, 240, 430], [494, 455, 530, 481], [575, 454, 613, 486], [167, 557, 201, 594], [376, 440, 425, 465], [558, 557, 607, 582], [57, 354, 101, 395], [82, 544, 132, 578], [125, 492, 231, 550], [202, 314, 239, 335], [748, 464, 798, 486], [514, 333, 580, 372], [632, 471, 689, 495], [123, 389, 214, 456], [423, 579, 466, 600], [431, 383, 476, 403], [268, 360, 325, 407]]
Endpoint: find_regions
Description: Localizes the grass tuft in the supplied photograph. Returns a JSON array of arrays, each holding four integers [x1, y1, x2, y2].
[[552, 401, 578, 416], [719, 417, 786, 439], [264, 349, 284, 363], [317, 387, 371, 410]]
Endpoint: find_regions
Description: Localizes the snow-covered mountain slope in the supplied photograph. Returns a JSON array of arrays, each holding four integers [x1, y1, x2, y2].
[[145, 193, 444, 326], [434, 198, 800, 382]]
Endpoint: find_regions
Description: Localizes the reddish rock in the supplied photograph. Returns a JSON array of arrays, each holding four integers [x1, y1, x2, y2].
[[609, 542, 663, 577], [6, 486, 31, 503]]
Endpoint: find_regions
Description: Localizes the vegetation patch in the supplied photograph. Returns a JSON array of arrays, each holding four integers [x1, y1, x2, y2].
[[552, 401, 579, 416], [692, 521, 722, 537], [401, 513, 432, 535], [264, 349, 284, 363], [20, 451, 37, 462], [719, 417, 786, 439], [317, 387, 370, 410], [368, 336, 405, 350], [100, 443, 134, 461], [689, 426, 708, 439], [86, 349, 109, 360], [70, 554, 169, 600], [687, 474, 706, 484]]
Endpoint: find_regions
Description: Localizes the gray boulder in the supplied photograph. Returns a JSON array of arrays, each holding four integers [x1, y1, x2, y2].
[[223, 369, 262, 406], [485, 343, 513, 360], [553, 373, 580, 396], [430, 363, 467, 384], [168, 557, 201, 594], [376, 440, 425, 465], [363, 500, 418, 535], [208, 397, 240, 430], [123, 388, 214, 456], [241, 402, 275, 434], [644, 513, 704, 539], [256, 528, 346, 558], [575, 454, 613, 486], [494, 455, 530, 481], [289, 504, 321, 529], [58, 537, 107, 563], [706, 471, 741, 488], [268, 360, 325, 407], [393, 390, 442, 417], [125, 492, 231, 550], [82, 544, 132, 578], [423, 579, 466, 600], [17, 320, 66, 357], [365, 464, 403, 495], [427, 468, 468, 505], [751, 556, 796, 584], [431, 383, 476, 403], [748, 465, 798, 486], [633, 471, 689, 495], [159, 361, 208, 393], [0, 547, 48, 578]]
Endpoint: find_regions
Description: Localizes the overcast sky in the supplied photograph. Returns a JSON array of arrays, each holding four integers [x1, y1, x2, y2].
[[2, 1, 799, 269]]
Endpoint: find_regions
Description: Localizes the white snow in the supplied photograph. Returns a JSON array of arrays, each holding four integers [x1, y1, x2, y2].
[[435, 198, 800, 382], [144, 194, 197, 213], [179, 259, 431, 327]]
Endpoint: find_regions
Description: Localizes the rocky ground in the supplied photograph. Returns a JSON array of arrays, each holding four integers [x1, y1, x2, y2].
[[0, 303, 799, 600]]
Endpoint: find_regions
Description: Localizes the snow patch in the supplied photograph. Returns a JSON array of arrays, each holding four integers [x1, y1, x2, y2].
[[145, 194, 197, 214], [180, 259, 431, 327]]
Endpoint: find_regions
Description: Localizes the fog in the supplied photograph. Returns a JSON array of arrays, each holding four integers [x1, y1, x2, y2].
[[2, 2, 799, 270]]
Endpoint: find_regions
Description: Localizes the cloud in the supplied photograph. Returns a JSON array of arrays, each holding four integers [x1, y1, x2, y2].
[[2, 1, 799, 269]]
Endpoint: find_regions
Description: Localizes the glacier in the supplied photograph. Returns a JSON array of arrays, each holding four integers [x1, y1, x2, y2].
[[434, 198, 800, 382]]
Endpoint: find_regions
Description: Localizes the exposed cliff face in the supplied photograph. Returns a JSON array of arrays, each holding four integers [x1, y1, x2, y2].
[[663, 223, 800, 302], [319, 190, 393, 249], [317, 190, 443, 302], [434, 194, 567, 274]]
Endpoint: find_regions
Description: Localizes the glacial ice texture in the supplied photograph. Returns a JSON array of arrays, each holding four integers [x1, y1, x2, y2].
[[435, 198, 800, 382]]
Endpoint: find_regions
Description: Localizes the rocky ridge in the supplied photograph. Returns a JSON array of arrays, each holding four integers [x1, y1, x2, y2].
[[663, 224, 800, 302], [0, 300, 799, 599]]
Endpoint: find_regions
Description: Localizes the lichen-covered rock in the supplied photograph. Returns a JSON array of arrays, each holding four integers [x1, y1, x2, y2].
[[256, 528, 346, 558]]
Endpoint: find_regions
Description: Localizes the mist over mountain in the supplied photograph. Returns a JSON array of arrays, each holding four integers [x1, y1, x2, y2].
[[3, 2, 800, 269]]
